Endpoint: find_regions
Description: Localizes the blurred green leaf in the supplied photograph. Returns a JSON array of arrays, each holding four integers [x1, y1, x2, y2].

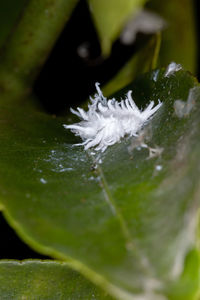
[[0, 69, 200, 299], [0, 0, 79, 93], [87, 0, 146, 55], [147, 0, 197, 73], [0, 0, 26, 48], [103, 33, 161, 96], [166, 249, 200, 300], [0, 260, 113, 299]]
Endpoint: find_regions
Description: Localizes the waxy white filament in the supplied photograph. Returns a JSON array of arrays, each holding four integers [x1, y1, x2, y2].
[[64, 83, 162, 152]]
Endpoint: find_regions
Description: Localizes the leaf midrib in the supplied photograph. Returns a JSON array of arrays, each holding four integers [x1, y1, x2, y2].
[[96, 162, 133, 245]]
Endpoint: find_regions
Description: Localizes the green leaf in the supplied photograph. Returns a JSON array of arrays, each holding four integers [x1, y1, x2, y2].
[[0, 68, 200, 299], [0, 0, 26, 48], [0, 260, 112, 299], [0, 0, 79, 95], [88, 0, 146, 55], [103, 33, 161, 96], [147, 0, 197, 73], [166, 249, 200, 300]]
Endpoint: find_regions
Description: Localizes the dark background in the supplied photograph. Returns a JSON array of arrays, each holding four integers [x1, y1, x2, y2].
[[0, 0, 200, 260]]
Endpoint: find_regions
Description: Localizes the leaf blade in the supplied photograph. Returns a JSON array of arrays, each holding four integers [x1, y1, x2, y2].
[[0, 260, 113, 299], [147, 0, 197, 73], [0, 69, 200, 298], [88, 0, 146, 55]]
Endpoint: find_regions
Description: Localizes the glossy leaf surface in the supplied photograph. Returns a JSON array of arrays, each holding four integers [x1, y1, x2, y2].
[[0, 69, 200, 299]]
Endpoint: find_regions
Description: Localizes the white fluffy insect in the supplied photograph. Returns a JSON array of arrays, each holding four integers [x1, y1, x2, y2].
[[64, 83, 162, 152]]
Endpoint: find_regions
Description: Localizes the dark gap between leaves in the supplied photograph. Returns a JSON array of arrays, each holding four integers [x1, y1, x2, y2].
[[0, 213, 50, 260]]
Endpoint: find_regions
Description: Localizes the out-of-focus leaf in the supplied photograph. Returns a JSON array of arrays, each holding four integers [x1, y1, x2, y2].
[[0, 260, 113, 299], [0, 0, 79, 90], [0, 0, 26, 48], [120, 9, 166, 45], [103, 33, 161, 96], [87, 0, 147, 56], [147, 0, 197, 73], [0, 68, 200, 299], [166, 249, 200, 300]]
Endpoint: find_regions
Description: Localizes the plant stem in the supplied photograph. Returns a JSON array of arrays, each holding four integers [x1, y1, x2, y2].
[[151, 32, 161, 70], [0, 0, 78, 95]]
